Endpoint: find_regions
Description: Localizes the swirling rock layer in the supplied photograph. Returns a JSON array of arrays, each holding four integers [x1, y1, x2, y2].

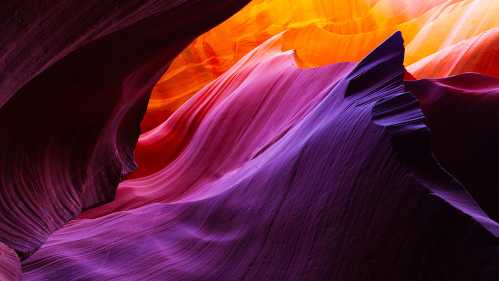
[[23, 33, 499, 281], [0, 0, 250, 258], [3, 1, 499, 279]]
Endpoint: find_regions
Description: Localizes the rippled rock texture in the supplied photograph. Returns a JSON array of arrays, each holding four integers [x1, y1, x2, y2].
[[2, 0, 499, 280], [22, 33, 499, 281], [0, 0, 250, 258]]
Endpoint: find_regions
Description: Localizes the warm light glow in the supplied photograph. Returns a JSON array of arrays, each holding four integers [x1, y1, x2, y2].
[[143, 0, 499, 132]]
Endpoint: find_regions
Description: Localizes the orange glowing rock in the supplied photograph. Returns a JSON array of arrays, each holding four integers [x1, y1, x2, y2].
[[407, 27, 499, 79], [143, 0, 499, 131]]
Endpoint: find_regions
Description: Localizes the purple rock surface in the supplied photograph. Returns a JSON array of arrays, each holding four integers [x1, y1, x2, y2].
[[19, 33, 499, 281]]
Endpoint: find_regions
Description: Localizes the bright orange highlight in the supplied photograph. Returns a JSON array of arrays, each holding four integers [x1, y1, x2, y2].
[[142, 0, 499, 131]]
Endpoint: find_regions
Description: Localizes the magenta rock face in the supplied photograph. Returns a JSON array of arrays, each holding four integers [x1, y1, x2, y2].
[[81, 35, 358, 218], [0, 242, 21, 281], [0, 0, 250, 258], [19, 33, 499, 280]]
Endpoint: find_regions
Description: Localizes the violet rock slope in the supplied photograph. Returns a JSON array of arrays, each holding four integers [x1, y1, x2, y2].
[[21, 33, 499, 281]]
